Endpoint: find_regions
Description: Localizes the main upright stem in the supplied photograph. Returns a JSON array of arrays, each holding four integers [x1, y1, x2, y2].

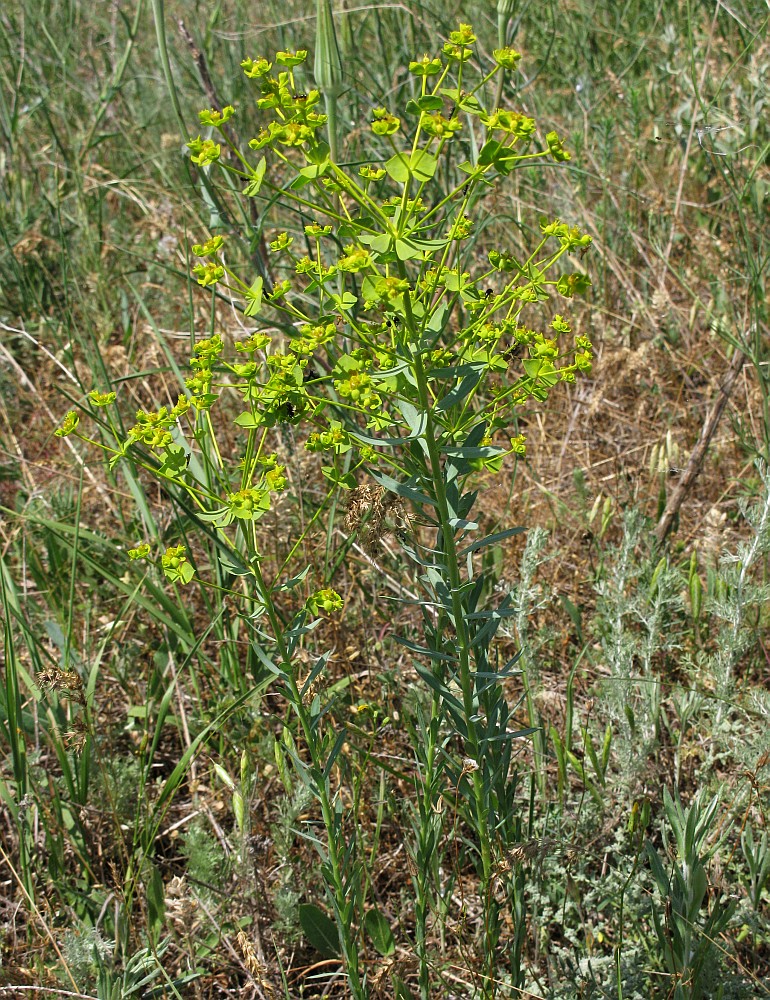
[[403, 279, 496, 997]]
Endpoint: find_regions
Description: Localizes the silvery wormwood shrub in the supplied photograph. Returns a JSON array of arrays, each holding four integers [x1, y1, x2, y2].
[[57, 23, 594, 1000]]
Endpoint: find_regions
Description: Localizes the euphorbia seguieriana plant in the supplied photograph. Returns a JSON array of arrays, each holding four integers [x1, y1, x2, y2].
[[58, 22, 593, 1000]]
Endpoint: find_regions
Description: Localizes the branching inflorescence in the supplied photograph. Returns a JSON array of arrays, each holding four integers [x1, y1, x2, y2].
[[57, 23, 594, 999]]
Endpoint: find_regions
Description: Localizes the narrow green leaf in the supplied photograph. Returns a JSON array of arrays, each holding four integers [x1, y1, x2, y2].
[[146, 863, 165, 945], [394, 635, 458, 662], [244, 276, 263, 317], [393, 976, 417, 1000], [322, 728, 348, 780], [436, 370, 483, 411], [368, 469, 436, 507], [413, 662, 464, 713], [646, 842, 671, 896], [458, 527, 524, 556], [396, 399, 426, 436]]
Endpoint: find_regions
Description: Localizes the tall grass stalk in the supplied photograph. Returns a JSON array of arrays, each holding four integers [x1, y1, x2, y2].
[[314, 0, 345, 165]]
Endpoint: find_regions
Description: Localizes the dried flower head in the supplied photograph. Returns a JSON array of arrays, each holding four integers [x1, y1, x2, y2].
[[37, 667, 85, 705], [345, 484, 406, 555], [61, 719, 89, 753], [165, 876, 199, 934], [505, 837, 557, 866]]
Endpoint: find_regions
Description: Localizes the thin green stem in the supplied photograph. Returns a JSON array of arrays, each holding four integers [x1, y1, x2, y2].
[[399, 268, 496, 998], [252, 562, 365, 999]]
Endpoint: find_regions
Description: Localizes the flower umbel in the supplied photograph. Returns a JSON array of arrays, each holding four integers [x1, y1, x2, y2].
[[55, 411, 79, 438], [162, 545, 194, 585], [308, 588, 344, 615]]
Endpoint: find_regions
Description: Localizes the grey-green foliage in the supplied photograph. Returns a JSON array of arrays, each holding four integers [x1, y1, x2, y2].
[[512, 526, 552, 689], [94, 938, 188, 1000], [61, 925, 114, 987], [504, 526, 553, 797], [593, 509, 682, 776], [98, 755, 144, 826], [586, 470, 769, 797], [182, 820, 230, 892], [665, 686, 705, 790], [740, 688, 770, 780], [271, 783, 314, 941], [60, 931, 175, 1000], [522, 822, 652, 998], [740, 822, 770, 914], [594, 508, 644, 762], [707, 467, 770, 717], [636, 553, 681, 738]]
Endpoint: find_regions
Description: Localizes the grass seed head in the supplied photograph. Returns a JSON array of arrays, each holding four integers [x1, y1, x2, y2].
[[236, 930, 276, 997]]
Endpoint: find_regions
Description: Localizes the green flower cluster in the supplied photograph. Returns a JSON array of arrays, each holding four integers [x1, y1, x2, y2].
[[55, 411, 79, 437], [289, 322, 335, 357], [409, 54, 443, 77], [240, 52, 328, 153], [334, 370, 381, 410], [443, 22, 476, 61], [371, 107, 401, 136], [199, 106, 234, 128], [493, 47, 521, 70], [89, 390, 116, 407], [55, 19, 598, 618], [162, 545, 194, 585], [421, 112, 462, 140], [185, 335, 223, 408], [192, 262, 225, 287], [481, 109, 536, 138], [332, 350, 386, 416], [251, 352, 309, 427], [127, 396, 191, 451], [541, 219, 593, 252], [226, 487, 270, 520], [307, 588, 344, 615], [306, 421, 350, 454], [269, 231, 294, 253], [236, 332, 271, 354], [186, 137, 221, 166]]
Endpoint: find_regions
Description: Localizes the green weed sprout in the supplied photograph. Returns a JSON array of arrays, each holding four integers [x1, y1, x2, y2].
[[57, 23, 593, 999], [646, 788, 735, 999]]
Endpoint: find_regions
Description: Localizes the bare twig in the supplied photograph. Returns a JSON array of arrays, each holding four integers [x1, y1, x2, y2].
[[655, 344, 747, 542], [178, 20, 236, 145], [0, 989, 97, 999]]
